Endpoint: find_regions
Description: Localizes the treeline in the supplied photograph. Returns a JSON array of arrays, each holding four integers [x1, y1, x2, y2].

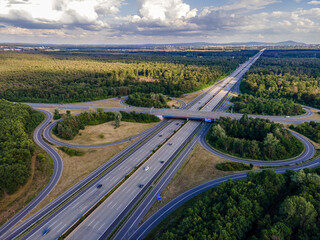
[[231, 94, 305, 116], [207, 115, 303, 160], [53, 109, 160, 140], [240, 50, 320, 108], [126, 93, 169, 108], [152, 168, 320, 240], [0, 51, 254, 103], [0, 99, 44, 197], [290, 121, 320, 143]]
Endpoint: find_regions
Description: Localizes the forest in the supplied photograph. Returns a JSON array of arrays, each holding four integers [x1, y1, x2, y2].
[[151, 168, 320, 240], [231, 94, 305, 116], [0, 50, 255, 103], [206, 115, 303, 160], [0, 99, 44, 197], [290, 122, 320, 143], [126, 93, 169, 108], [240, 50, 320, 108], [53, 109, 160, 140]]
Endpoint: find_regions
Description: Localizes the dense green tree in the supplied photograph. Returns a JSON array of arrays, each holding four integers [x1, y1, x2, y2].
[[152, 167, 320, 240], [289, 121, 320, 143], [114, 112, 122, 128], [0, 99, 44, 196], [207, 116, 303, 160], [231, 94, 305, 116], [0, 51, 254, 103]]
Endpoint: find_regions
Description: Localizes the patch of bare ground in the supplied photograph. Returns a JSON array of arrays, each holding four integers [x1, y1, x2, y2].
[[303, 109, 320, 121], [51, 121, 158, 145], [24, 141, 132, 220], [167, 99, 182, 109], [177, 91, 203, 104], [141, 144, 258, 223], [72, 98, 125, 108], [0, 148, 53, 226]]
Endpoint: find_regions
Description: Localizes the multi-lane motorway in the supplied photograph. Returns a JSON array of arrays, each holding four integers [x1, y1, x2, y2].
[[2, 49, 319, 240]]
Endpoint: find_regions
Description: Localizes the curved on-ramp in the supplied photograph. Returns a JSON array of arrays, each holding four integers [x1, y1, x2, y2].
[[200, 126, 315, 167], [43, 118, 164, 149], [0, 109, 63, 238]]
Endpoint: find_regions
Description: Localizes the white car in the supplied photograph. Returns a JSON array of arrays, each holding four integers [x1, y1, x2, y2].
[[144, 166, 150, 171], [285, 116, 290, 118]]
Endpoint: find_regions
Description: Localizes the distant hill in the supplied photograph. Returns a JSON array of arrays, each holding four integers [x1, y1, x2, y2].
[[167, 41, 306, 46]]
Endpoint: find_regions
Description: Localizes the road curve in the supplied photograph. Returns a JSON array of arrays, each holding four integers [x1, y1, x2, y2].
[[0, 109, 63, 238], [130, 155, 320, 240], [200, 126, 315, 166], [43, 119, 163, 149]]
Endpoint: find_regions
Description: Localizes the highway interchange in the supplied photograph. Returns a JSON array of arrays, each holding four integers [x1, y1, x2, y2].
[[1, 49, 320, 240]]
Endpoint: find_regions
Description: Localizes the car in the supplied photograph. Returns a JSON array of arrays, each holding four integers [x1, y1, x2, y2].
[[144, 166, 150, 171], [160, 161, 164, 164], [138, 184, 144, 188], [176, 123, 179, 125], [285, 116, 290, 118], [42, 228, 50, 236], [96, 183, 102, 188], [159, 134, 162, 137], [168, 143, 173, 146]]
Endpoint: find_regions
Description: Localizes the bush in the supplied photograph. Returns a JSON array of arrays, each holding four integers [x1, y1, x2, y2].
[[216, 162, 253, 171], [57, 147, 85, 157]]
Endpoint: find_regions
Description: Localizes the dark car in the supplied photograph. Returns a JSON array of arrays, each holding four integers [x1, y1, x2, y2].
[[96, 183, 103, 188], [160, 161, 164, 164], [168, 143, 173, 146], [176, 123, 179, 125], [159, 134, 163, 137], [139, 184, 144, 188], [42, 228, 50, 236]]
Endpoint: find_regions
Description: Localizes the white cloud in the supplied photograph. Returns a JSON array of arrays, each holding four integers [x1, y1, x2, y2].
[[210, 0, 279, 12], [308, 1, 320, 4], [0, 0, 124, 30]]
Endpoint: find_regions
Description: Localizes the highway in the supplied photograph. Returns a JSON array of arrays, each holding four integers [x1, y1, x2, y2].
[[19, 119, 184, 240], [11, 49, 265, 239], [3, 48, 317, 240], [65, 50, 265, 239], [0, 117, 170, 240]]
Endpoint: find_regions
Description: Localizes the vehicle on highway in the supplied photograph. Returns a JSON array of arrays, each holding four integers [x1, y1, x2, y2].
[[286, 116, 290, 118], [159, 134, 162, 137], [96, 183, 103, 188], [144, 166, 150, 171], [160, 161, 164, 164], [138, 184, 144, 188], [42, 228, 50, 236], [168, 143, 173, 146], [176, 123, 179, 125]]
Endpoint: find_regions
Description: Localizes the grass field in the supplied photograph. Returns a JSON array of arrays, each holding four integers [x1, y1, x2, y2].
[[52, 121, 158, 145]]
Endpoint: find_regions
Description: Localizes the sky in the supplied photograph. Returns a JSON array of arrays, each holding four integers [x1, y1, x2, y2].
[[0, 0, 319, 44]]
